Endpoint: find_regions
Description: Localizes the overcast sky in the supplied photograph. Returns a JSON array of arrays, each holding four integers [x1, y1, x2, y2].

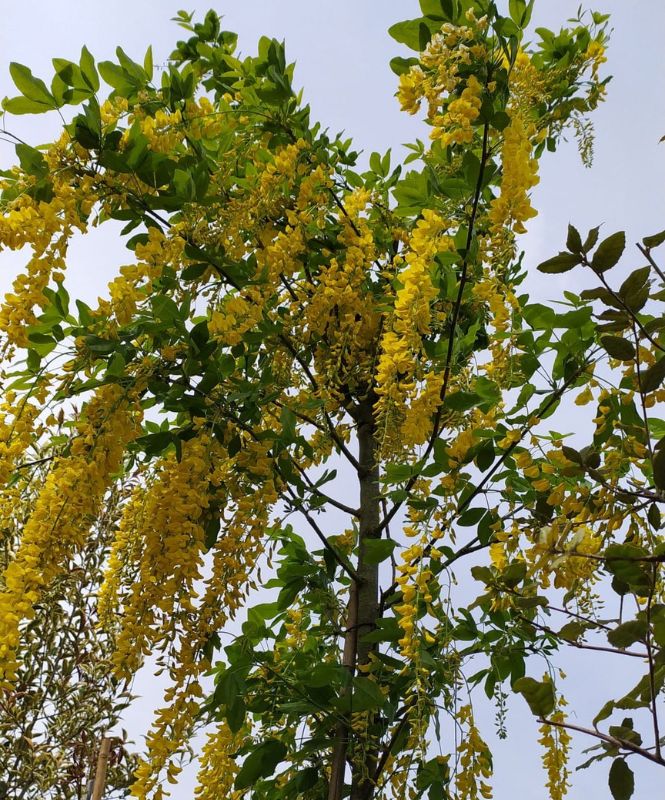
[[1, 1, 664, 798]]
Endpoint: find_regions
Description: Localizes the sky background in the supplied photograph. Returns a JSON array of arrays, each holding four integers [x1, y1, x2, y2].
[[1, 1, 664, 798]]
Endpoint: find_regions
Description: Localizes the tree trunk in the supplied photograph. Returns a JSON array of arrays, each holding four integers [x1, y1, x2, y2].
[[351, 403, 381, 800], [328, 400, 382, 800]]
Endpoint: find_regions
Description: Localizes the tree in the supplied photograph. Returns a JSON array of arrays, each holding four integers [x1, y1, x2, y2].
[[0, 2, 663, 799], [0, 446, 138, 799]]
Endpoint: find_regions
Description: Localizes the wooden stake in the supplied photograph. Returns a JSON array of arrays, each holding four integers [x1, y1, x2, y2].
[[91, 737, 112, 800]]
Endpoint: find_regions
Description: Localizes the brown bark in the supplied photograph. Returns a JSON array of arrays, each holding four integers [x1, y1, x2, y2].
[[350, 406, 381, 800], [91, 736, 112, 800], [328, 400, 382, 800], [327, 584, 358, 800]]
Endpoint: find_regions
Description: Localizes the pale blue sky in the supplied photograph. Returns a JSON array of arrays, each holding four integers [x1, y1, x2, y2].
[[1, 2, 664, 798]]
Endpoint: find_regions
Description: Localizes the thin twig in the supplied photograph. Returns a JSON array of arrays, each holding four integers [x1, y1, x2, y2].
[[637, 242, 665, 284], [290, 459, 360, 518], [517, 614, 648, 658], [281, 481, 360, 583], [539, 717, 665, 767]]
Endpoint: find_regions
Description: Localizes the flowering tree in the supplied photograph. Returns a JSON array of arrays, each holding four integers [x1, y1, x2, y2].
[[0, 2, 663, 799], [0, 443, 137, 799]]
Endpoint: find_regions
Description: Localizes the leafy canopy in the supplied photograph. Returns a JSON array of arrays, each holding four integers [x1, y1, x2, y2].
[[0, 3, 663, 800]]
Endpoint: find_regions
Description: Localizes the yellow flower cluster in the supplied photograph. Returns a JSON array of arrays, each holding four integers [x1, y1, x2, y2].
[[432, 75, 483, 146], [585, 40, 607, 80], [519, 515, 603, 590], [209, 294, 260, 346], [106, 431, 212, 681], [489, 116, 539, 236], [302, 188, 380, 399], [282, 605, 307, 650], [0, 385, 141, 684], [539, 705, 571, 800], [394, 533, 436, 660], [397, 18, 488, 146], [508, 51, 545, 122], [184, 96, 228, 141], [375, 210, 453, 448], [455, 704, 493, 799], [0, 392, 42, 486], [400, 370, 445, 447], [195, 722, 246, 800], [132, 677, 206, 800], [0, 174, 97, 345], [139, 108, 185, 153], [125, 434, 278, 798], [260, 140, 306, 195], [447, 427, 476, 468]]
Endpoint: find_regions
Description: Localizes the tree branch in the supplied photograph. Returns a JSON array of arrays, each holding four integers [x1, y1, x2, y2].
[[539, 717, 665, 767]]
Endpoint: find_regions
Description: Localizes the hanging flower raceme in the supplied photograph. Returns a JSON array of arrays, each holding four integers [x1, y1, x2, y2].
[[126, 433, 278, 799], [375, 209, 454, 450], [488, 116, 539, 237], [539, 694, 571, 800], [101, 429, 213, 681], [455, 704, 493, 800], [0, 384, 141, 685], [195, 722, 247, 800], [0, 156, 98, 348]]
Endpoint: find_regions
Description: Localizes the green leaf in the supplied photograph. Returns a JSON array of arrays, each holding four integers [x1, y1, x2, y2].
[[580, 286, 623, 308], [363, 539, 397, 565], [509, 0, 527, 24], [84, 335, 117, 354], [349, 677, 386, 712], [647, 503, 661, 530], [619, 266, 650, 301], [608, 759, 634, 800], [653, 445, 665, 491], [560, 445, 582, 465], [643, 229, 665, 250], [9, 62, 54, 105], [523, 303, 555, 329], [536, 252, 581, 274], [2, 95, 51, 115], [98, 61, 132, 91], [492, 110, 511, 131], [513, 677, 555, 717], [144, 46, 154, 80], [475, 440, 495, 471], [444, 391, 481, 411], [388, 18, 436, 51], [80, 45, 100, 91], [584, 226, 600, 251], [226, 695, 246, 733], [234, 739, 287, 790], [604, 544, 653, 596], [457, 507, 486, 527], [151, 295, 181, 324], [591, 231, 626, 273], [600, 335, 635, 361], [419, 0, 445, 18], [285, 767, 319, 795], [15, 144, 48, 178], [607, 620, 648, 649], [566, 224, 583, 253], [640, 357, 665, 393], [304, 664, 347, 688], [389, 56, 419, 76], [393, 170, 431, 215]]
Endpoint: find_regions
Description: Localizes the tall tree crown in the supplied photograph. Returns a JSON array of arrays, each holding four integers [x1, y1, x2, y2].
[[0, 3, 663, 800]]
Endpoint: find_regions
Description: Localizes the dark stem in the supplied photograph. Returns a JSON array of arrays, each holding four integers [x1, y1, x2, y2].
[[328, 400, 382, 800], [328, 586, 359, 800], [350, 400, 381, 800], [539, 717, 665, 767]]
